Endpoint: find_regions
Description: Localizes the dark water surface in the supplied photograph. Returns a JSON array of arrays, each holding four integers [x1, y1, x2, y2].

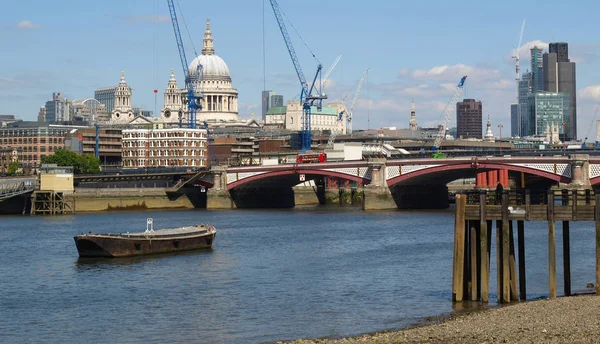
[[0, 207, 596, 343]]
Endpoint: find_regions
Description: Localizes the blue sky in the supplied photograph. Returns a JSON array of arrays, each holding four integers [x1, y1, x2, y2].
[[2, 0, 600, 139]]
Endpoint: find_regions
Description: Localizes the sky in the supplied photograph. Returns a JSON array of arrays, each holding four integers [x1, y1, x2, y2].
[[2, 0, 600, 139]]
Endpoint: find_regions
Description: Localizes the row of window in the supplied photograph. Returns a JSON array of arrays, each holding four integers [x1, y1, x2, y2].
[[123, 132, 206, 139], [123, 141, 205, 148], [124, 149, 205, 157], [123, 159, 205, 167], [1, 137, 64, 145]]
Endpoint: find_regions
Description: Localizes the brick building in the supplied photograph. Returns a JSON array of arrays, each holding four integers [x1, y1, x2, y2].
[[121, 128, 208, 168], [0, 122, 78, 168], [456, 99, 483, 139]]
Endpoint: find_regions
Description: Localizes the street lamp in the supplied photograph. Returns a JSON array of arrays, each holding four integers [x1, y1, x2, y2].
[[498, 124, 504, 155]]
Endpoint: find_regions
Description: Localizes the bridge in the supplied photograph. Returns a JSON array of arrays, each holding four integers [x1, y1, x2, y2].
[[0, 179, 35, 214], [68, 154, 599, 210], [205, 154, 595, 209]]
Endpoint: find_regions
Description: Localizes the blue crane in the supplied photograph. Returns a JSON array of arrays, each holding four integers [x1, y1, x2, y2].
[[167, 0, 202, 129], [268, 0, 327, 152]]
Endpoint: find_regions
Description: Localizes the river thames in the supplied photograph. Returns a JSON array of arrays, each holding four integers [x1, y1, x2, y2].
[[0, 207, 596, 343]]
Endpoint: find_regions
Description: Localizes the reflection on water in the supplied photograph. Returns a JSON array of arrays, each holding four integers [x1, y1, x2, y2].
[[0, 208, 597, 343]]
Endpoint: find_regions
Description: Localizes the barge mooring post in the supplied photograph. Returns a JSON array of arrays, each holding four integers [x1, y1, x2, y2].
[[548, 191, 557, 299]]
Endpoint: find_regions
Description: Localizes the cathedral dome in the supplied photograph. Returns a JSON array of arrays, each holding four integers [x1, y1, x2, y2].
[[189, 54, 230, 79], [188, 19, 231, 80]]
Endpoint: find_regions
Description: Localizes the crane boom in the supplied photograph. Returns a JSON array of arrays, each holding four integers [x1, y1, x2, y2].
[[321, 55, 342, 90], [269, 0, 326, 152], [327, 68, 368, 148], [167, 0, 189, 78], [433, 75, 467, 152], [347, 68, 369, 134], [269, 0, 308, 95], [167, 0, 202, 129]]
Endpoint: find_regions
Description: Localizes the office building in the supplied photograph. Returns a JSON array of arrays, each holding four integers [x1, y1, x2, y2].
[[543, 42, 577, 140], [511, 104, 518, 137], [121, 128, 208, 168], [456, 99, 482, 139], [531, 46, 544, 94], [94, 86, 117, 113], [262, 90, 285, 122], [518, 72, 533, 136], [64, 127, 122, 166], [44, 92, 71, 122], [528, 91, 569, 138], [0, 122, 77, 167]]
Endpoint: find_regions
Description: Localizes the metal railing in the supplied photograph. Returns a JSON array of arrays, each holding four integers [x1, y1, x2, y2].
[[0, 181, 35, 200]]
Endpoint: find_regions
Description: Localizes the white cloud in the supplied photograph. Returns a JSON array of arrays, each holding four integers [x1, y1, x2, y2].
[[411, 64, 500, 82], [579, 85, 600, 100], [17, 20, 41, 30]]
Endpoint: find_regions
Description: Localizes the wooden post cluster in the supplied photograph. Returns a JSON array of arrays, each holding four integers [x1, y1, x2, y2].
[[453, 188, 599, 304]]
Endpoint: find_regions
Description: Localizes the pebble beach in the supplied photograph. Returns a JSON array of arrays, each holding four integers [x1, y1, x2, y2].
[[281, 295, 600, 344]]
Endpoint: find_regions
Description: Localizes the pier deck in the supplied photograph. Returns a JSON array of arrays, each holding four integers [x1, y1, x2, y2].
[[452, 189, 600, 304]]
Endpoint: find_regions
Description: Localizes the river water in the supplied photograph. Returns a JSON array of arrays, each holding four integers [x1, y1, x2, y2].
[[0, 207, 596, 343]]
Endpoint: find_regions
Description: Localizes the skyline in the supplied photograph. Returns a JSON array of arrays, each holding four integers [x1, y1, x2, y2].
[[2, 0, 600, 139]]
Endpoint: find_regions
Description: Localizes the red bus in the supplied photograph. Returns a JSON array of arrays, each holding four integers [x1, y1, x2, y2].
[[296, 152, 327, 163]]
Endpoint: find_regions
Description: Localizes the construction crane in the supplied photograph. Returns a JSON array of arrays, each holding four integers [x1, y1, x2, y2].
[[327, 68, 368, 148], [321, 55, 342, 91], [269, 0, 327, 152], [432, 75, 467, 158], [511, 19, 525, 135], [167, 0, 202, 129]]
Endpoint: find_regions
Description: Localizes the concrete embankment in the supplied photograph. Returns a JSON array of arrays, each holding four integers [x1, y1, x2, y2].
[[73, 188, 194, 212], [282, 294, 600, 344]]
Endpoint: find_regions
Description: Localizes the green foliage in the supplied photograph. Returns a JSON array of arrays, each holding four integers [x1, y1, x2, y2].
[[41, 149, 101, 174], [7, 161, 19, 175]]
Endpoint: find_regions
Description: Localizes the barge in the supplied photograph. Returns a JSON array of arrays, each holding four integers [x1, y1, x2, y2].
[[74, 219, 216, 258]]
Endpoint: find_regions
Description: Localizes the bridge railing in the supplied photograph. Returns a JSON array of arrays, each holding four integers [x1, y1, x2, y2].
[[0, 181, 35, 199]]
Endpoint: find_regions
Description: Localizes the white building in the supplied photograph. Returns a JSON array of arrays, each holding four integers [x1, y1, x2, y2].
[[264, 100, 346, 133], [121, 128, 208, 169]]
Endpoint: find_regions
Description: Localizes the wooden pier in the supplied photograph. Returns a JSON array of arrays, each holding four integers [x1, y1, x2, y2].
[[452, 189, 600, 303]]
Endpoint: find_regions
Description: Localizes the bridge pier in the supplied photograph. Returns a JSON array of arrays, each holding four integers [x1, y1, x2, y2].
[[363, 159, 397, 210], [207, 166, 235, 209]]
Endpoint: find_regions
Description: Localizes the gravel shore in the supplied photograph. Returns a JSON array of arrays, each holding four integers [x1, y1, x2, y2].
[[280, 295, 600, 343]]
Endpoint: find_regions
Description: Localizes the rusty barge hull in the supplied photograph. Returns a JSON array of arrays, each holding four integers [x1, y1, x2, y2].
[[74, 226, 216, 258]]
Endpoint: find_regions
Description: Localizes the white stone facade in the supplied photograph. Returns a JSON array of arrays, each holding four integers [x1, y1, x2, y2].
[[121, 128, 208, 168], [110, 71, 134, 123], [265, 100, 346, 133]]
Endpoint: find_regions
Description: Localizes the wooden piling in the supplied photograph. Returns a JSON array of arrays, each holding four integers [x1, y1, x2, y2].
[[509, 221, 518, 301], [517, 220, 526, 300], [480, 192, 489, 302], [496, 219, 503, 303], [470, 223, 478, 301], [502, 191, 511, 302], [562, 221, 571, 296], [595, 193, 600, 296], [452, 194, 466, 302], [548, 191, 557, 299]]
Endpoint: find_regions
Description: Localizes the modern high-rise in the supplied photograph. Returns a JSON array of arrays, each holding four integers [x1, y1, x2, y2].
[[543, 42, 576, 140], [456, 99, 482, 139], [531, 46, 544, 94], [261, 91, 284, 122], [518, 72, 533, 136], [94, 86, 117, 113], [510, 104, 518, 137], [528, 91, 570, 137], [44, 92, 71, 123]]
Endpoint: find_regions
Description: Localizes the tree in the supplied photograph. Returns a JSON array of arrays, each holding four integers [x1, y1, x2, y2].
[[41, 149, 100, 174], [7, 161, 19, 175]]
